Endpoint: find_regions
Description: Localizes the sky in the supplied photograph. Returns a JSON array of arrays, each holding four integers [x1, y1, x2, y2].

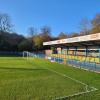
[[0, 0, 100, 36]]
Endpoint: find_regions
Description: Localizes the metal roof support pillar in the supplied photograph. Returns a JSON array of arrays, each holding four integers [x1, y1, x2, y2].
[[86, 46, 88, 57], [60, 46, 62, 54], [75, 47, 77, 61], [67, 47, 69, 55], [99, 46, 100, 62], [51, 46, 53, 54], [75, 47, 77, 56], [67, 47, 69, 60], [84, 46, 88, 64]]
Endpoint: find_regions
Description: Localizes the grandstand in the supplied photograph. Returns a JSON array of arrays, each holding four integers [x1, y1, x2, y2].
[[43, 33, 100, 72]]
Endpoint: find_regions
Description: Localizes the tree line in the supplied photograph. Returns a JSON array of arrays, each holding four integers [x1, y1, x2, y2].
[[0, 12, 100, 52]]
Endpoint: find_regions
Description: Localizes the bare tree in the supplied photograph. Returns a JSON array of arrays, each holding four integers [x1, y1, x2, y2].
[[0, 12, 12, 32], [58, 32, 67, 39], [41, 26, 51, 36], [79, 18, 91, 35], [92, 13, 100, 27], [91, 13, 100, 33], [70, 32, 79, 37], [40, 25, 52, 42], [27, 26, 37, 37]]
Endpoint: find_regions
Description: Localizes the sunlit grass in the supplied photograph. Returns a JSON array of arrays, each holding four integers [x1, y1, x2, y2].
[[0, 57, 85, 100]]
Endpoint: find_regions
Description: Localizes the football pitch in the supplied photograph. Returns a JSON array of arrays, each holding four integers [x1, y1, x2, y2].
[[0, 57, 99, 100]]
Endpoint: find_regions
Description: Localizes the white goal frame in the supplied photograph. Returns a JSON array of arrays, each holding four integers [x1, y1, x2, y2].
[[23, 51, 37, 60]]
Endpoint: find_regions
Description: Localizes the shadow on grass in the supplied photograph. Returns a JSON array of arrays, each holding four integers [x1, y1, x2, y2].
[[0, 67, 46, 72], [0, 55, 21, 57]]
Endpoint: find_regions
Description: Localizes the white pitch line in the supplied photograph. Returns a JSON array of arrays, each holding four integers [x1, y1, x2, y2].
[[54, 89, 97, 100], [44, 68, 98, 100], [70, 64, 100, 74], [45, 68, 88, 86], [23, 56, 98, 100]]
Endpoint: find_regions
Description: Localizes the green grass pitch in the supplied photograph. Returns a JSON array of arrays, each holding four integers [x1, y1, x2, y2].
[[0, 57, 99, 100]]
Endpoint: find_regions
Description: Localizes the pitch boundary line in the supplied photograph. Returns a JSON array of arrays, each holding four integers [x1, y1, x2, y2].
[[44, 68, 98, 100], [70, 65, 100, 74], [23, 56, 98, 100]]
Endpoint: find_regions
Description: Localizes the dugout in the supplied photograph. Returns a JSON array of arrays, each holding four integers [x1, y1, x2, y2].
[[43, 33, 100, 72]]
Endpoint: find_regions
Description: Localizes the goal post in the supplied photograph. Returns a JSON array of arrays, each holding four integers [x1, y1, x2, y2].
[[23, 51, 38, 60], [23, 51, 29, 60]]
